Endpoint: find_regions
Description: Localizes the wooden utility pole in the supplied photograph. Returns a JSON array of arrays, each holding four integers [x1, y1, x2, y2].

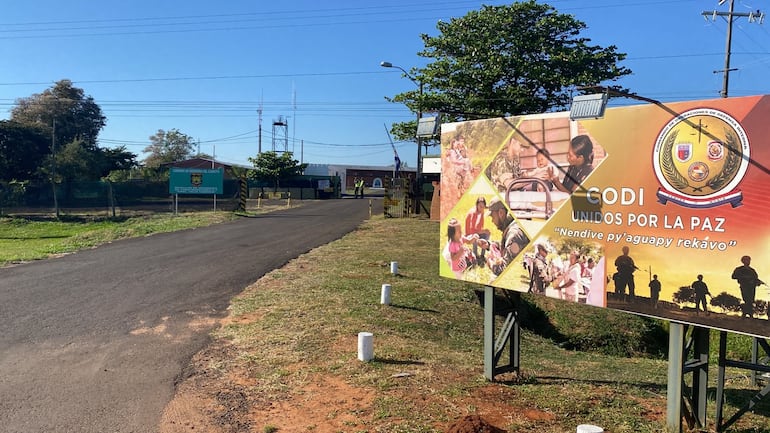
[[702, 0, 764, 98]]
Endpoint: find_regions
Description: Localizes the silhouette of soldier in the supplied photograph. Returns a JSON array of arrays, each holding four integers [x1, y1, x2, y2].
[[732, 255, 764, 318], [649, 274, 661, 309], [691, 274, 711, 316], [614, 246, 638, 301]]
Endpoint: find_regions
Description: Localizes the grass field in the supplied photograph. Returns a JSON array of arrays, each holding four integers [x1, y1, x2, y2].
[[0, 201, 292, 266], [196, 216, 770, 432], [2, 208, 769, 432]]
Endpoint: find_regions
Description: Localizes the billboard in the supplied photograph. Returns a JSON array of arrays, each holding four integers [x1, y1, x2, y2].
[[439, 95, 770, 338], [169, 168, 224, 194]]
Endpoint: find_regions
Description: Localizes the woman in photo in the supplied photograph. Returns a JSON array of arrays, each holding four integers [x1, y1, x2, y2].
[[551, 134, 594, 193]]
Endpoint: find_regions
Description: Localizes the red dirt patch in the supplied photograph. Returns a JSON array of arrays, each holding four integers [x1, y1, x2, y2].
[[446, 415, 507, 433]]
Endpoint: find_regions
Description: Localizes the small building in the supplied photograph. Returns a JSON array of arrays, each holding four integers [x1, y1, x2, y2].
[[305, 163, 416, 190]]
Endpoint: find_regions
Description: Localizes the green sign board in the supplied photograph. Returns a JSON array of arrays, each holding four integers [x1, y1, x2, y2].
[[169, 168, 224, 194]]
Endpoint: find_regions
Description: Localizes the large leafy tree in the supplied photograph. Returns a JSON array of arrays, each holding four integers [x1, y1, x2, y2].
[[387, 1, 631, 141], [100, 146, 138, 176], [143, 129, 196, 168], [50, 140, 96, 182], [41, 141, 138, 182], [7, 80, 136, 181], [248, 151, 308, 191], [11, 79, 106, 149], [0, 120, 50, 181]]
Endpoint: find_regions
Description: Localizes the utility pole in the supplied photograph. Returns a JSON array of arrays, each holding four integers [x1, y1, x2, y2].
[[292, 84, 297, 154], [51, 118, 59, 218], [257, 95, 263, 155], [703, 0, 764, 98]]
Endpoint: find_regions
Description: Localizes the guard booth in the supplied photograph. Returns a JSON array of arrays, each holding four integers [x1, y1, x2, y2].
[[384, 177, 411, 218]]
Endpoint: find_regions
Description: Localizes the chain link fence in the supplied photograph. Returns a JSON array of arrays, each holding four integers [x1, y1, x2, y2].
[[0, 176, 341, 216]]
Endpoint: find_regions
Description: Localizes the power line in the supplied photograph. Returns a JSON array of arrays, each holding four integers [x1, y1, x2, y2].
[[0, 71, 391, 87], [702, 1, 765, 98], [0, 3, 490, 40]]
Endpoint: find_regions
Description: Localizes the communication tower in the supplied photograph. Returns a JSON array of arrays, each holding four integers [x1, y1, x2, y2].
[[272, 116, 289, 152]]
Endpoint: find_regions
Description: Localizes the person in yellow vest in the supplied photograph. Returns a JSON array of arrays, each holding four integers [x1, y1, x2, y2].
[[355, 178, 365, 198]]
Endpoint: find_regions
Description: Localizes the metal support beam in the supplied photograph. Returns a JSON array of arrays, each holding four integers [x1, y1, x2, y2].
[[667, 323, 685, 432], [483, 286, 520, 381], [683, 327, 710, 429], [716, 333, 770, 432], [667, 324, 710, 432]]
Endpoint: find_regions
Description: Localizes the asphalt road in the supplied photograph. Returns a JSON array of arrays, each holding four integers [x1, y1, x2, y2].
[[0, 199, 374, 433]]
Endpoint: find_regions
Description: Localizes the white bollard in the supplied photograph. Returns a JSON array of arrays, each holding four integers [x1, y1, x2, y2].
[[358, 332, 374, 362], [390, 261, 398, 275], [576, 425, 603, 433], [381, 284, 392, 305]]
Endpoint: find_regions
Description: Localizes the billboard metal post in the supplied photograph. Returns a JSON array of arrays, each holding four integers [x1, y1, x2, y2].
[[483, 286, 520, 381], [483, 287, 495, 380], [666, 325, 709, 433], [667, 323, 685, 432], [685, 327, 710, 429]]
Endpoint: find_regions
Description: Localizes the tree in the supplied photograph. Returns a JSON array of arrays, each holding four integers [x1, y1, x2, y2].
[[99, 146, 138, 178], [0, 180, 27, 214], [0, 120, 51, 182], [7, 80, 134, 181], [143, 129, 195, 168], [248, 151, 308, 191], [710, 292, 741, 314], [52, 139, 107, 182], [672, 286, 695, 305], [386, 1, 631, 141], [11, 79, 106, 149]]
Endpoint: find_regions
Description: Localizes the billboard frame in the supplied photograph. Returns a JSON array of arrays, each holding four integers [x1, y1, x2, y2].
[[446, 95, 770, 431]]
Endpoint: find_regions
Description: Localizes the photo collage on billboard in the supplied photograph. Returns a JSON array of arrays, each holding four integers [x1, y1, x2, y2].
[[439, 95, 770, 338]]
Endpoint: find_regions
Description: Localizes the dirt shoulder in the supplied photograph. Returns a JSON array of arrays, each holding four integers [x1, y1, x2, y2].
[[158, 218, 684, 433]]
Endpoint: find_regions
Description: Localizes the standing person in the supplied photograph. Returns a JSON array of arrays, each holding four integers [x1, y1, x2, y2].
[[555, 251, 581, 302], [614, 245, 638, 301], [649, 274, 661, 309], [550, 134, 595, 193], [447, 134, 472, 193], [529, 243, 551, 295], [478, 198, 529, 276], [691, 274, 711, 316], [355, 178, 365, 198], [732, 255, 764, 318], [464, 197, 490, 266], [353, 177, 360, 198], [580, 256, 596, 301]]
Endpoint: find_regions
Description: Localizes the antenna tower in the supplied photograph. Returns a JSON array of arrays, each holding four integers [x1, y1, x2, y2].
[[272, 115, 289, 152]]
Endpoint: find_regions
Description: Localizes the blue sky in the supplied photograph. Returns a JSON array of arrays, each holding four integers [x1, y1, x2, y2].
[[1, 0, 769, 169]]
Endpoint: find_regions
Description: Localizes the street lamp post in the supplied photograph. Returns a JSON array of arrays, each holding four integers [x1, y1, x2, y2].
[[381, 61, 423, 214]]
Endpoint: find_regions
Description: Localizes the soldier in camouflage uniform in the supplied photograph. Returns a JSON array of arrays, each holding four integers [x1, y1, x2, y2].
[[485, 137, 522, 192], [529, 243, 551, 294], [479, 198, 529, 276]]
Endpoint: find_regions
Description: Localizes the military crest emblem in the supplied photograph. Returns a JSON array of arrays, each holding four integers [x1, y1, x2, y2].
[[190, 172, 203, 187], [676, 143, 692, 163], [653, 108, 749, 208]]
